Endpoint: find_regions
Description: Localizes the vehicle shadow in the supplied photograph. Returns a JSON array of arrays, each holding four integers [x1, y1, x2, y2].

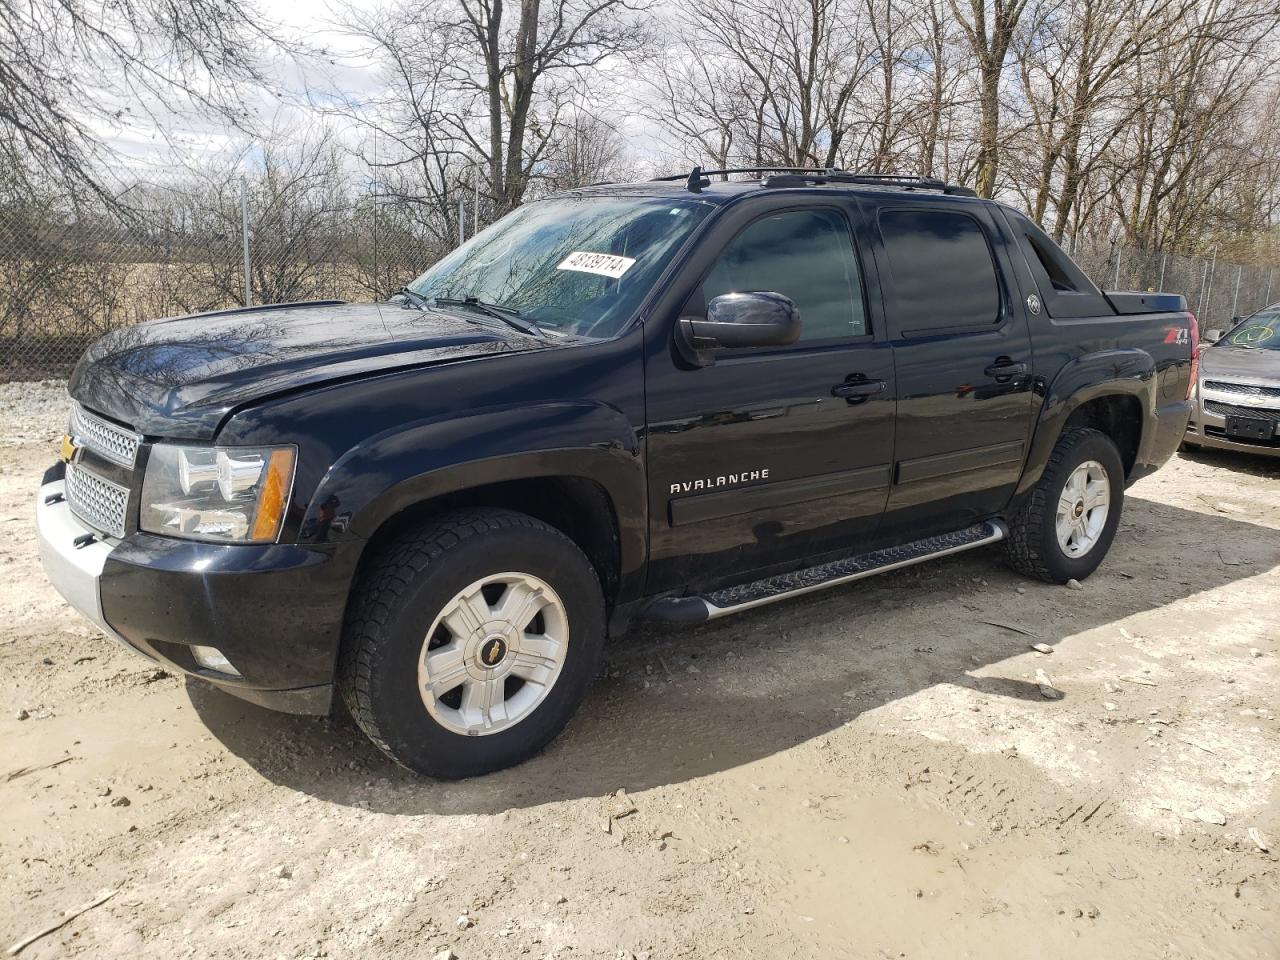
[[189, 494, 1280, 814]]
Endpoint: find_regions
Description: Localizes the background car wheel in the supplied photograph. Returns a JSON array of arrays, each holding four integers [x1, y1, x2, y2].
[[338, 509, 605, 779], [1004, 427, 1125, 583]]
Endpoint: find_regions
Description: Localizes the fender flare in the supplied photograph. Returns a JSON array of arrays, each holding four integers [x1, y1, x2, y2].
[[1017, 348, 1156, 495], [298, 400, 648, 592]]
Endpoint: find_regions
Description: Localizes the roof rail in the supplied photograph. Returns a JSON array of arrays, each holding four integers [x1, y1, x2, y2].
[[763, 170, 978, 196], [651, 165, 977, 197], [649, 166, 829, 183]]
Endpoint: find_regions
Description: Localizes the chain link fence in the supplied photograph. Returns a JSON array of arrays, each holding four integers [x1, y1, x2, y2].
[[0, 159, 453, 381], [1068, 235, 1277, 332], [2, 164, 1277, 380]]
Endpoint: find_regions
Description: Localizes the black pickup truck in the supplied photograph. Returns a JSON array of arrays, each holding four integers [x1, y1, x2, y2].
[[37, 169, 1196, 778]]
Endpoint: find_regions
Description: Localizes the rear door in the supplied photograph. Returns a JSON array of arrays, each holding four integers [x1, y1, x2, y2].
[[861, 198, 1036, 539], [642, 196, 896, 593]]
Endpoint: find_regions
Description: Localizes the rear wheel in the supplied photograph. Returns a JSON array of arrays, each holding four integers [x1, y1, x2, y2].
[[339, 509, 605, 779], [1004, 428, 1124, 583]]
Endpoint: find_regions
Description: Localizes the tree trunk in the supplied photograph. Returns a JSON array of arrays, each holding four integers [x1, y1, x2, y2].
[[975, 57, 1001, 198]]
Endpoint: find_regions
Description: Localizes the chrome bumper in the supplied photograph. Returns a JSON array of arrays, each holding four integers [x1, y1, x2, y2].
[[1186, 385, 1280, 458], [35, 479, 134, 647]]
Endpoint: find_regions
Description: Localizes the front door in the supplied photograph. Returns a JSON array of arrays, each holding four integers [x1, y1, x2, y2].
[[643, 199, 896, 594], [863, 199, 1036, 540]]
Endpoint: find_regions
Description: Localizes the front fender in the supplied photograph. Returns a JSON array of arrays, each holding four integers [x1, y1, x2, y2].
[[299, 399, 647, 584], [1017, 348, 1156, 495]]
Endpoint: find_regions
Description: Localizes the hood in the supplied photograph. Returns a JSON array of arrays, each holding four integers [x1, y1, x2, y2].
[[1200, 342, 1280, 384], [68, 300, 550, 438]]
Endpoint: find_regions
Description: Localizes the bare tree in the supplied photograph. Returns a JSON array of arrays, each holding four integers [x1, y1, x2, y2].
[[907, 0, 974, 179], [649, 0, 878, 170], [152, 127, 352, 309], [946, 0, 1045, 197], [540, 110, 634, 191], [641, 34, 752, 172], [341, 0, 650, 238], [1108, 0, 1280, 250], [0, 0, 277, 206], [438, 0, 652, 214]]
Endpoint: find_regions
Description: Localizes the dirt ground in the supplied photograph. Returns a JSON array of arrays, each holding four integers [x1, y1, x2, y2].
[[1, 380, 1278, 960]]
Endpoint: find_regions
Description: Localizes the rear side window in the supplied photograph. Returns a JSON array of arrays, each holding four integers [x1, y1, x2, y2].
[[1018, 215, 1100, 295], [700, 208, 867, 340], [1007, 211, 1110, 318], [878, 209, 1001, 331]]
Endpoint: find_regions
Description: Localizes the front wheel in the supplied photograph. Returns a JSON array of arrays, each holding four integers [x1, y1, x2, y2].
[[1004, 427, 1124, 583], [338, 510, 605, 779]]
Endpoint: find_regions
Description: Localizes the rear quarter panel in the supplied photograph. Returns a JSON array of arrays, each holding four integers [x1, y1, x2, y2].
[[1020, 310, 1194, 493], [988, 208, 1193, 490]]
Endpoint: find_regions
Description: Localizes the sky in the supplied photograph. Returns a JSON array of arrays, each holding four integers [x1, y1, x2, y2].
[[95, 0, 386, 167], [90, 0, 670, 183]]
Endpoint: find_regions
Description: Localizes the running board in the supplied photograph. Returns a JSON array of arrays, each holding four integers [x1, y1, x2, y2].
[[642, 520, 1007, 623]]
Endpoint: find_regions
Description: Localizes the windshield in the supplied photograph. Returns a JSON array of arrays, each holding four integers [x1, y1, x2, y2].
[[406, 196, 710, 339], [1218, 306, 1280, 350]]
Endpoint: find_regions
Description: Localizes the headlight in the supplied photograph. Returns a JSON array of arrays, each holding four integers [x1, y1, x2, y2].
[[141, 444, 297, 543]]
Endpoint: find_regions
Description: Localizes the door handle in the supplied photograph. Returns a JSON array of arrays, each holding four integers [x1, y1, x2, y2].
[[983, 358, 1028, 381], [831, 377, 886, 402]]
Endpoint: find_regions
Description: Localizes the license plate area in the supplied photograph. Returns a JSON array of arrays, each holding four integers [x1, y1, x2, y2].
[[1225, 415, 1274, 441]]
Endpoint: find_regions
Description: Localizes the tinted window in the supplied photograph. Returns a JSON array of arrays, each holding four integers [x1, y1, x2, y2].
[[1017, 214, 1100, 295], [701, 209, 866, 340], [879, 209, 1001, 331]]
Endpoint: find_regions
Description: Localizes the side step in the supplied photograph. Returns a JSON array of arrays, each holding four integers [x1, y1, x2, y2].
[[642, 520, 1007, 624]]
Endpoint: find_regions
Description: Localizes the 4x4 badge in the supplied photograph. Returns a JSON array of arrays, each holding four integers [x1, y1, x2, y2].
[[1026, 294, 1042, 315]]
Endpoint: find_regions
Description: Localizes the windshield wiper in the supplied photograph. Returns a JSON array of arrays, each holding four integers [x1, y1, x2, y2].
[[433, 296, 544, 338], [396, 286, 431, 310]]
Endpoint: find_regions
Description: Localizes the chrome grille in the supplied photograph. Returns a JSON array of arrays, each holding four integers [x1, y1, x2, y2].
[[1203, 380, 1280, 399], [1203, 399, 1280, 425], [65, 462, 129, 538], [70, 404, 141, 468]]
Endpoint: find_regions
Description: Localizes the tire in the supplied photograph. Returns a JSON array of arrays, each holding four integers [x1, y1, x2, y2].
[[1004, 427, 1125, 583], [338, 509, 605, 779]]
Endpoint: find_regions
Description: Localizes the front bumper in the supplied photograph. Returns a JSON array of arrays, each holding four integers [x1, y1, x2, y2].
[[36, 476, 356, 714], [1185, 390, 1280, 459]]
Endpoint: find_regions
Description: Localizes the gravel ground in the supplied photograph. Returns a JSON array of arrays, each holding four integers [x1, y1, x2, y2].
[[2, 381, 1278, 959]]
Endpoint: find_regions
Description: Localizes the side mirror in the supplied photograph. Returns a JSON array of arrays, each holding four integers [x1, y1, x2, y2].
[[678, 292, 801, 364], [1204, 329, 1224, 343]]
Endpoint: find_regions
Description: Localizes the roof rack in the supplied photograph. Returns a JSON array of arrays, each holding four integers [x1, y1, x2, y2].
[[649, 166, 830, 193], [651, 165, 977, 197]]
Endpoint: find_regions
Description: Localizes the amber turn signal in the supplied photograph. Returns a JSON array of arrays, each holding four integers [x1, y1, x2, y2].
[[250, 448, 296, 542]]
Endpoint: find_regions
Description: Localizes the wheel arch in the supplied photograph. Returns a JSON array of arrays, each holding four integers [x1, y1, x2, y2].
[[300, 402, 648, 618], [357, 473, 627, 614], [1018, 349, 1156, 496]]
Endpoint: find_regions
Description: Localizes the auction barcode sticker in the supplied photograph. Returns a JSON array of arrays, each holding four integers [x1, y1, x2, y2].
[[556, 251, 636, 279]]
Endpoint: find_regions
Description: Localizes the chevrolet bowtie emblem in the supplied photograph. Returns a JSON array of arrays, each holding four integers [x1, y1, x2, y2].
[[59, 434, 78, 463]]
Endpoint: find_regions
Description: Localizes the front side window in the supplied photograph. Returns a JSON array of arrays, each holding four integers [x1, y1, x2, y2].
[[699, 208, 867, 341], [409, 197, 710, 339], [879, 209, 1001, 332]]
